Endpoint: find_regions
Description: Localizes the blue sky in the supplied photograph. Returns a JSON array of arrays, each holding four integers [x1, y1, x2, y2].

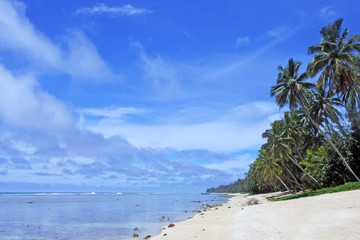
[[0, 0, 359, 192]]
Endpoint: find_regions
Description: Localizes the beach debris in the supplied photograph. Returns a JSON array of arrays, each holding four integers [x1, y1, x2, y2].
[[132, 233, 139, 238], [168, 223, 175, 228], [159, 216, 165, 222], [246, 198, 260, 206], [163, 233, 167, 236], [202, 229, 205, 231], [144, 235, 151, 239]]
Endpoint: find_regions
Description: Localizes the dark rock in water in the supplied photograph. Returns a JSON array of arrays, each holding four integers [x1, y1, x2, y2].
[[134, 227, 139, 231], [144, 235, 151, 239], [132, 233, 139, 238], [168, 223, 175, 228]]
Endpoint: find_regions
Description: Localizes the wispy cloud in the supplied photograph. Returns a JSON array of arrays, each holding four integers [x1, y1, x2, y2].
[[76, 3, 152, 16], [319, 7, 336, 17], [266, 26, 289, 38], [132, 41, 185, 100], [235, 36, 250, 47], [79, 107, 148, 119]]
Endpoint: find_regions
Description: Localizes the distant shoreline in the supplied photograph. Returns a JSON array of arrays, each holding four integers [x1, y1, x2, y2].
[[152, 190, 360, 240]]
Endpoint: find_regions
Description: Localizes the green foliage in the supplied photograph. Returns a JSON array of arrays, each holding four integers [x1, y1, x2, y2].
[[206, 178, 250, 193], [301, 146, 328, 186], [270, 182, 360, 201]]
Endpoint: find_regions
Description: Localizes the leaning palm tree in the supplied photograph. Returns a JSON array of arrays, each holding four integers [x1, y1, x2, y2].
[[307, 18, 360, 101], [254, 149, 291, 192], [262, 120, 319, 184], [271, 58, 360, 182], [282, 111, 307, 157]]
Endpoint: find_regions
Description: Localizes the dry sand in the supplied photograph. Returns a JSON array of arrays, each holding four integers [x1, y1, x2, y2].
[[152, 190, 360, 240]]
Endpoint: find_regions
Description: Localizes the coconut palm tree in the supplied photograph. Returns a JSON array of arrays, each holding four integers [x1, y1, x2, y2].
[[262, 120, 319, 184], [271, 58, 360, 182], [309, 87, 343, 132], [307, 18, 360, 99], [254, 149, 290, 192], [282, 111, 307, 157]]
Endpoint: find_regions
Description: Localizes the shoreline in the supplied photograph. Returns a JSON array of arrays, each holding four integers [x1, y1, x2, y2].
[[152, 190, 360, 240]]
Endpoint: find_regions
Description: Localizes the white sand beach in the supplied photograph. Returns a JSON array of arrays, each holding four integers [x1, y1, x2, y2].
[[152, 190, 360, 240]]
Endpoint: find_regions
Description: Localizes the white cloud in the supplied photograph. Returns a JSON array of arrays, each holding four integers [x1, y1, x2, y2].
[[0, 0, 62, 68], [235, 36, 250, 47], [224, 101, 279, 121], [76, 3, 152, 16], [0, 0, 118, 82], [203, 153, 254, 176], [79, 102, 281, 152], [0, 64, 73, 129], [319, 7, 336, 17]]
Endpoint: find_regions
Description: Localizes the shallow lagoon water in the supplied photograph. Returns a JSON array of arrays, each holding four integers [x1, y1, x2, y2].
[[0, 193, 230, 240]]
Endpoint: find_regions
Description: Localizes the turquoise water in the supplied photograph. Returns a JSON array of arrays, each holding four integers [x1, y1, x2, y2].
[[0, 193, 230, 240]]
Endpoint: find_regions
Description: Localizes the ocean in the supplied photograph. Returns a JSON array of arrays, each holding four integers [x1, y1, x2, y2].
[[0, 192, 230, 240]]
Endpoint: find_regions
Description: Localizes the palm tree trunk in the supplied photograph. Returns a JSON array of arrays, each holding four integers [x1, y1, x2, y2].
[[281, 162, 304, 190], [275, 174, 290, 192], [300, 102, 360, 182], [286, 153, 320, 184]]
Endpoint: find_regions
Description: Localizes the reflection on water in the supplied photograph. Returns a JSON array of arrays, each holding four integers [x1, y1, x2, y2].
[[0, 193, 230, 240]]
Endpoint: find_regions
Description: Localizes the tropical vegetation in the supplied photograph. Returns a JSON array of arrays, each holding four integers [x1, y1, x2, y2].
[[207, 19, 360, 194]]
